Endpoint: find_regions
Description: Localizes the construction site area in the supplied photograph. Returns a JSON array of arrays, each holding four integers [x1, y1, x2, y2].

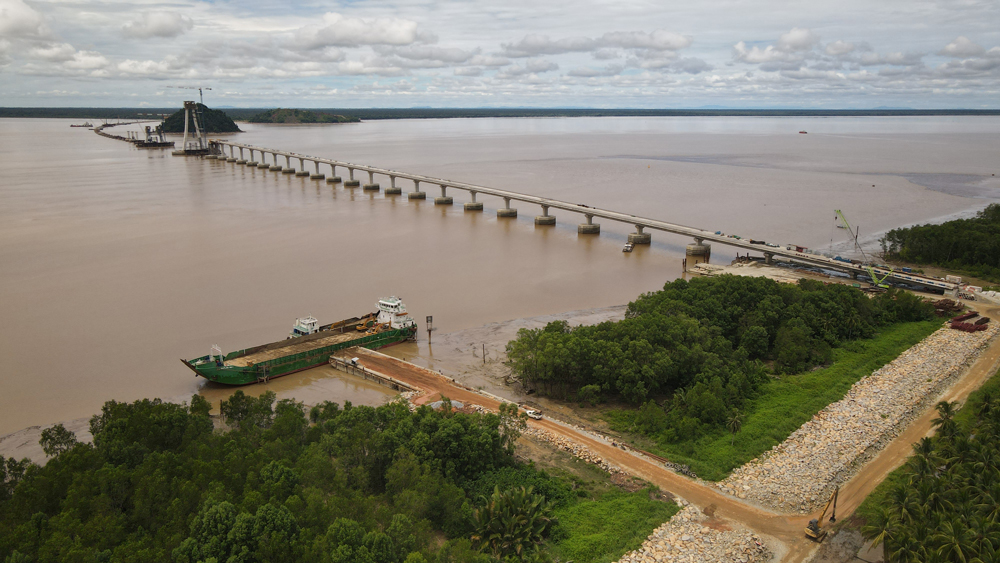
[[330, 302, 1000, 563]]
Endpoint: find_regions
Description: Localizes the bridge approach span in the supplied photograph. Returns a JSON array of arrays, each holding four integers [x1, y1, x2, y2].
[[210, 140, 958, 294]]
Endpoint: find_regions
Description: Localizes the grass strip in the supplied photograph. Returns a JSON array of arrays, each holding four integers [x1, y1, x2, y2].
[[548, 489, 679, 563]]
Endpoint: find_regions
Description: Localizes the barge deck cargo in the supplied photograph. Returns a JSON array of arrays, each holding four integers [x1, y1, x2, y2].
[[182, 296, 417, 385]]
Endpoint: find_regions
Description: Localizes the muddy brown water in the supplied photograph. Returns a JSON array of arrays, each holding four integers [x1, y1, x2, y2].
[[1, 116, 998, 436]]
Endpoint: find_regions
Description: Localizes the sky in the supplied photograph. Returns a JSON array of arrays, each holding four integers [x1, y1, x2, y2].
[[1, 0, 999, 108]]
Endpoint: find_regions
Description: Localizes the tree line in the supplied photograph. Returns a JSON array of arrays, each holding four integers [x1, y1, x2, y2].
[[0, 392, 574, 563], [506, 275, 934, 442], [881, 203, 1000, 283], [861, 389, 1000, 562]]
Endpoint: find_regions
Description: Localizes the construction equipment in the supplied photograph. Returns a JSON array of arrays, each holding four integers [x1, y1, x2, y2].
[[866, 265, 894, 289], [835, 210, 895, 288], [805, 487, 839, 542]]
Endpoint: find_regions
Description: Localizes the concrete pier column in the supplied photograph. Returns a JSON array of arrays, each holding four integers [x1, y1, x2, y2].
[[435, 184, 453, 205], [326, 164, 342, 184], [629, 224, 652, 244], [267, 153, 281, 170], [310, 160, 325, 180], [464, 190, 483, 211], [295, 158, 310, 176], [578, 214, 600, 234], [282, 155, 296, 174], [226, 146, 237, 162], [385, 176, 402, 195], [236, 148, 246, 164], [408, 179, 426, 200], [497, 197, 517, 218], [534, 204, 556, 226], [363, 170, 380, 191], [344, 168, 360, 187], [686, 238, 711, 265]]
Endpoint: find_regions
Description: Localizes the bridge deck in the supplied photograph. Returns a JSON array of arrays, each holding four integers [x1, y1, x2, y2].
[[212, 140, 958, 293]]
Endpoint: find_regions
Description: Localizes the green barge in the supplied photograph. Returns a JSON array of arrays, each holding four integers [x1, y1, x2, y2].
[[182, 296, 418, 385]]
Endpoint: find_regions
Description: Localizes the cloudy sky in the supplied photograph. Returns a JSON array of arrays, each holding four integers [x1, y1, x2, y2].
[[1, 0, 999, 108]]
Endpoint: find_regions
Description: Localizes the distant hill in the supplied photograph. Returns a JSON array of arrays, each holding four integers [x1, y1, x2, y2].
[[161, 104, 241, 133], [246, 108, 360, 124]]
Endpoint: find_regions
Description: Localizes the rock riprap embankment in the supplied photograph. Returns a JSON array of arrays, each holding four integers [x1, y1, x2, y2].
[[616, 506, 771, 563], [720, 324, 999, 513], [523, 425, 627, 476]]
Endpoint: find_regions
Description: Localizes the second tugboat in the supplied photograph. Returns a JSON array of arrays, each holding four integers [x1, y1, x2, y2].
[[182, 296, 417, 385]]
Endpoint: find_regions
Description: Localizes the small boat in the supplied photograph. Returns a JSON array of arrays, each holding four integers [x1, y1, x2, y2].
[[623, 242, 634, 253], [799, 130, 808, 134]]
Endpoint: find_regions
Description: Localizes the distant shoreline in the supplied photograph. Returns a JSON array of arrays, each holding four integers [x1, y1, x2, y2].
[[3, 107, 1000, 121]]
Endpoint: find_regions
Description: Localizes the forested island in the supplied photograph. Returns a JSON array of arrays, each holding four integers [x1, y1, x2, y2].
[[506, 275, 939, 478], [880, 203, 1000, 284], [246, 109, 359, 124], [0, 393, 674, 563], [161, 104, 242, 134]]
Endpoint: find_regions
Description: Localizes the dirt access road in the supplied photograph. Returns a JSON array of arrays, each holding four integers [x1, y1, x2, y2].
[[341, 307, 1000, 563]]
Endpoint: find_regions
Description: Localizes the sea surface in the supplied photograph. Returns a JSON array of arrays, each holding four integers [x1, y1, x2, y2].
[[1, 115, 998, 435]]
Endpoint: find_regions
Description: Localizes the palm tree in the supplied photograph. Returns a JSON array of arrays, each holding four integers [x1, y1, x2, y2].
[[727, 409, 744, 446], [861, 505, 898, 561], [471, 486, 556, 560], [934, 519, 976, 563], [932, 401, 960, 439]]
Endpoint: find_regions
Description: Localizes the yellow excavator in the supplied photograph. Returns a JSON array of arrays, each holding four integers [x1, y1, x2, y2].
[[356, 314, 378, 332], [805, 487, 839, 542]]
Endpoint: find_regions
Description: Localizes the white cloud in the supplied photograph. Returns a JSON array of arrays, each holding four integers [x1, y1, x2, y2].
[[940, 36, 985, 57], [468, 54, 509, 67], [567, 63, 623, 77], [295, 13, 419, 50], [0, 0, 48, 38], [503, 30, 692, 57], [29, 42, 77, 62], [777, 28, 820, 51], [733, 41, 798, 64], [122, 12, 193, 39], [825, 40, 855, 56], [391, 45, 477, 63], [859, 51, 923, 66]]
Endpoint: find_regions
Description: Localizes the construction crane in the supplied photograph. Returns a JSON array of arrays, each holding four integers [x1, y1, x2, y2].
[[804, 487, 838, 542], [170, 86, 212, 105], [835, 209, 894, 288]]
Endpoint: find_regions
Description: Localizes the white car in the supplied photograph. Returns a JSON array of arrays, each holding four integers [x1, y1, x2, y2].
[[524, 409, 543, 420]]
